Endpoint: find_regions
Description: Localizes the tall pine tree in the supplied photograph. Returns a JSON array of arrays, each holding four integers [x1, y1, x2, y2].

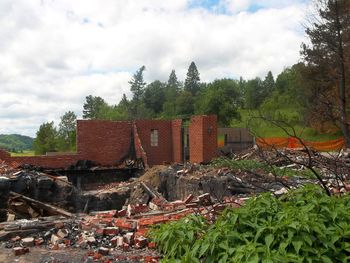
[[184, 62, 200, 96], [167, 70, 179, 89], [129, 66, 146, 102], [302, 0, 350, 146], [82, 95, 107, 119]]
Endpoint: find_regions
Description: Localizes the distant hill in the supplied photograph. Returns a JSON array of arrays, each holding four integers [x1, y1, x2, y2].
[[0, 134, 34, 152]]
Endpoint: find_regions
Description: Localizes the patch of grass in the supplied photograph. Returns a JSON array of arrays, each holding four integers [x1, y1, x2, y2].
[[231, 109, 341, 141], [10, 150, 35, 157]]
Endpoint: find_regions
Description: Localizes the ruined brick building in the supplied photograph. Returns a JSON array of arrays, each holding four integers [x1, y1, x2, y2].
[[0, 115, 217, 169]]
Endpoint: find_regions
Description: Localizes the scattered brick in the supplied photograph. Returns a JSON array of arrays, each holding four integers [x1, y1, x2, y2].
[[86, 236, 96, 245], [123, 232, 134, 245], [13, 247, 29, 256], [117, 209, 127, 217], [135, 236, 148, 249], [21, 237, 34, 247], [110, 236, 123, 247], [57, 229, 69, 238], [98, 247, 109, 255], [50, 234, 62, 245], [103, 226, 119, 236], [148, 242, 157, 249], [35, 238, 44, 246], [11, 236, 21, 242], [122, 242, 130, 251], [184, 194, 194, 204]]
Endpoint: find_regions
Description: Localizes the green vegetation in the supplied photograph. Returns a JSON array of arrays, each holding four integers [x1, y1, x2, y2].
[[33, 111, 77, 155], [150, 185, 350, 262], [79, 62, 242, 124], [301, 0, 350, 147], [231, 110, 342, 141], [195, 79, 241, 126], [211, 157, 316, 178], [0, 134, 33, 152], [10, 150, 35, 157]]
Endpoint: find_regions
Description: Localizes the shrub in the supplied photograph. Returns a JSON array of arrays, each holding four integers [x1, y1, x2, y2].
[[150, 185, 350, 262]]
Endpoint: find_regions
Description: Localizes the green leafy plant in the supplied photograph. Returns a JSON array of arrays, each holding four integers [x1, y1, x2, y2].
[[150, 215, 207, 261], [151, 185, 350, 262]]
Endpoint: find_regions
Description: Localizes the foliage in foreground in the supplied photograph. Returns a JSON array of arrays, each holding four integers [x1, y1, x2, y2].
[[150, 185, 350, 262]]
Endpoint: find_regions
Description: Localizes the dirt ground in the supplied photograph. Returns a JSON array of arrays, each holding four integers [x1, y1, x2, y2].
[[0, 247, 87, 263], [0, 245, 160, 263]]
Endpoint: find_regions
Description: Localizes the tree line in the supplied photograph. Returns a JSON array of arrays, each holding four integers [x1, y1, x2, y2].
[[81, 62, 244, 126], [33, 0, 350, 154]]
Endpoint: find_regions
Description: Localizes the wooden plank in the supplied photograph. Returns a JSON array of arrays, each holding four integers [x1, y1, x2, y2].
[[9, 192, 73, 218]]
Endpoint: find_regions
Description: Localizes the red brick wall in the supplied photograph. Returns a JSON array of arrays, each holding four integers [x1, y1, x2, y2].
[[189, 115, 217, 163], [189, 116, 204, 163], [171, 119, 183, 163], [10, 155, 79, 169], [0, 149, 10, 161], [0, 116, 217, 169], [0, 148, 78, 169], [77, 120, 132, 166], [135, 120, 173, 166], [202, 115, 218, 163]]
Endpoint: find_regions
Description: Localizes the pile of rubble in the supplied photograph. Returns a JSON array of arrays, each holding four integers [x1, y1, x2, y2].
[[231, 146, 350, 194], [0, 160, 76, 222], [1, 186, 245, 262], [1, 146, 350, 261]]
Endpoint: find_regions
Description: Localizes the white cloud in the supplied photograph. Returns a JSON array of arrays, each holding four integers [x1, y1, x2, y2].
[[0, 0, 309, 136], [220, 0, 307, 13], [220, 0, 251, 12]]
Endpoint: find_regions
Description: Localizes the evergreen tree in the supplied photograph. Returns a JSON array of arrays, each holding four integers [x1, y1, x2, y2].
[[162, 70, 180, 117], [129, 66, 146, 102], [302, 0, 350, 146], [82, 95, 107, 119], [167, 70, 179, 90], [119, 94, 129, 109], [116, 94, 131, 119], [184, 62, 201, 96], [263, 71, 275, 96]]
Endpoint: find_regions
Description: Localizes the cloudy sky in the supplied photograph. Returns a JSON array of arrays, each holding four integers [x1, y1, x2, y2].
[[0, 0, 309, 137]]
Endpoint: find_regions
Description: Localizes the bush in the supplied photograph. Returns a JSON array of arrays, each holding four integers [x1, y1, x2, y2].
[[150, 185, 350, 262]]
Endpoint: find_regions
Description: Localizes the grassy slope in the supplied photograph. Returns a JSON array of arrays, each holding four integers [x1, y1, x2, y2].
[[231, 109, 342, 141]]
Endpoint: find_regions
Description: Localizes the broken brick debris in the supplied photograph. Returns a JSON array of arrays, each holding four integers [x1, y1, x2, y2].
[[2, 146, 349, 261], [13, 246, 29, 256], [0, 190, 244, 262]]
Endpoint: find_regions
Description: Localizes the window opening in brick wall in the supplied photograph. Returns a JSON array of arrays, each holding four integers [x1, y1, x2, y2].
[[151, 129, 159, 146]]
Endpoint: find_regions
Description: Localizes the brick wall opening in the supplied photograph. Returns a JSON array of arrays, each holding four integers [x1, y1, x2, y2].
[[150, 129, 159, 147]]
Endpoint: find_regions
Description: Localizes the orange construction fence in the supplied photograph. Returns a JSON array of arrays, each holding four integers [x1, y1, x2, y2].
[[256, 137, 345, 152]]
